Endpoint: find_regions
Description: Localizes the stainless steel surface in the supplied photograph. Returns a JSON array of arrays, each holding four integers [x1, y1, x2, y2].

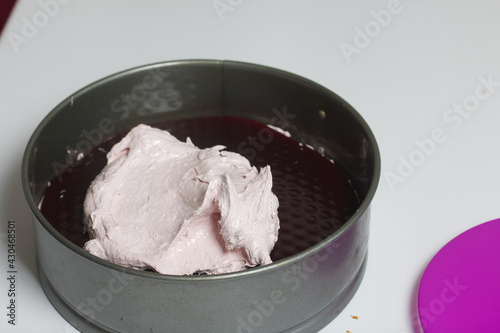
[[22, 60, 380, 333]]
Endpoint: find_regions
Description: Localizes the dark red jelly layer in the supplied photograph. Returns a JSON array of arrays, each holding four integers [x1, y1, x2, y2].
[[40, 116, 359, 262]]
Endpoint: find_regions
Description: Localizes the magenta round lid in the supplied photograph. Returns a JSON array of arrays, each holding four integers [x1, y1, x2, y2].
[[417, 218, 500, 332]]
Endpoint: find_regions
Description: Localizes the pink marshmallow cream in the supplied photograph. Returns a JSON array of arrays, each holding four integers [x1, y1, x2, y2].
[[83, 124, 280, 276], [417, 218, 500, 332]]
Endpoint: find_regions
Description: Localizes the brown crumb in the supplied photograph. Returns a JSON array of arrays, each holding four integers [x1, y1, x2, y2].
[[346, 331, 351, 333], [350, 315, 359, 320]]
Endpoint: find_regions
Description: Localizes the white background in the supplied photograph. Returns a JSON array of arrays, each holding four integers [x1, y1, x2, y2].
[[1, 1, 500, 332]]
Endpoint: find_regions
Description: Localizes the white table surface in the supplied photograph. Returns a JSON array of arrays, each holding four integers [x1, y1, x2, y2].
[[1, 1, 499, 332]]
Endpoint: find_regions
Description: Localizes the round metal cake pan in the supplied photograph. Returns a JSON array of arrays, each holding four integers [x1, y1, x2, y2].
[[22, 60, 380, 333]]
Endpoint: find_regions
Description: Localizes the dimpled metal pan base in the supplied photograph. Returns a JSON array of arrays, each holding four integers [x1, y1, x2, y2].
[[22, 60, 380, 333]]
